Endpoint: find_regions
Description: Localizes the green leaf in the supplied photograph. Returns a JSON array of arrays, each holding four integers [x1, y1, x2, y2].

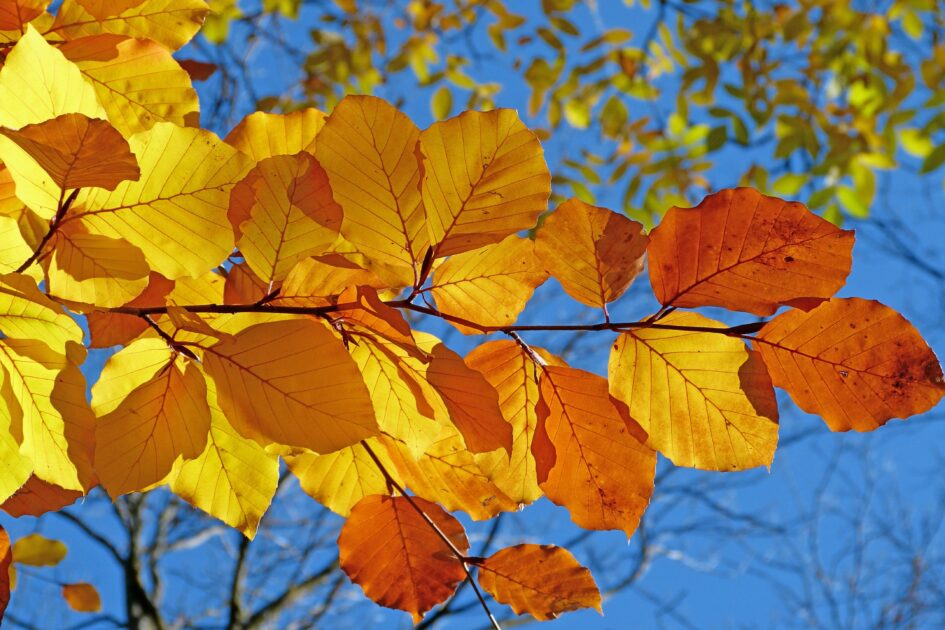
[[921, 144, 945, 173]]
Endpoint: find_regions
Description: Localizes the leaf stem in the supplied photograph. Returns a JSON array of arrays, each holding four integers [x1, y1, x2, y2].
[[16, 188, 80, 273]]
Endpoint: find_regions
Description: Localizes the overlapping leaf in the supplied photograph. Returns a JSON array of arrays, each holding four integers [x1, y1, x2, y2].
[[0, 475, 82, 517], [647, 188, 854, 315], [532, 365, 655, 536], [225, 109, 325, 161], [338, 494, 468, 622], [475, 544, 601, 621], [51, 0, 210, 50], [754, 298, 945, 432], [535, 198, 647, 308], [609, 312, 780, 471], [420, 108, 550, 257]]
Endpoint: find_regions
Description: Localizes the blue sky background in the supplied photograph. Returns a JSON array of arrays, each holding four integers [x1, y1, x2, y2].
[[3, 2, 945, 628]]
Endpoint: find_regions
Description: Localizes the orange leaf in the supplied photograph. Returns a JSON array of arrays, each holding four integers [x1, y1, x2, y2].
[[176, 58, 216, 81], [0, 476, 83, 517], [609, 312, 780, 471], [422, 336, 512, 454], [223, 261, 270, 305], [86, 272, 174, 348], [62, 582, 101, 612], [334, 286, 424, 358], [224, 109, 325, 161], [338, 494, 468, 622], [535, 198, 647, 308], [0, 114, 139, 191], [420, 108, 550, 257], [273, 255, 386, 307], [647, 188, 854, 315], [466, 340, 564, 505], [754, 298, 945, 432], [315, 95, 428, 283], [0, 1, 46, 31], [532, 366, 655, 536], [0, 526, 9, 621], [476, 544, 601, 621]]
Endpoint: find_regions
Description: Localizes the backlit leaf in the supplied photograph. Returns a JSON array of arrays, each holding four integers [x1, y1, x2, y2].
[[0, 216, 32, 275], [431, 235, 548, 334], [647, 188, 854, 315], [420, 108, 550, 257], [315, 95, 428, 283], [0, 476, 82, 517], [532, 365, 655, 536], [52, 0, 210, 50], [535, 198, 647, 308], [170, 377, 278, 538], [61, 583, 101, 612], [72, 122, 252, 279], [203, 318, 378, 453], [0, 273, 83, 353], [86, 272, 173, 348], [338, 494, 468, 622], [225, 109, 325, 161], [476, 544, 602, 621], [754, 298, 945, 432], [0, 113, 139, 191], [60, 34, 200, 136], [0, 1, 47, 31], [0, 366, 31, 504], [609, 311, 780, 470], [12, 533, 66, 567]]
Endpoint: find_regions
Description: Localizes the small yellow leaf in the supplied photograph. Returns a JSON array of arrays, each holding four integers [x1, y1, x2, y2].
[[12, 533, 66, 567], [62, 583, 101, 613], [224, 109, 325, 161], [0, 273, 83, 353]]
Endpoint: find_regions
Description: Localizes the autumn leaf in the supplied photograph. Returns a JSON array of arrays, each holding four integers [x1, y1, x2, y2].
[[609, 311, 780, 471], [273, 255, 386, 307], [0, 526, 9, 621], [647, 188, 854, 315], [12, 533, 66, 567], [532, 365, 656, 536], [420, 108, 551, 257], [0, 273, 83, 353], [535, 197, 647, 309], [430, 235, 548, 333], [466, 340, 564, 506], [59, 34, 200, 136], [315, 95, 428, 283], [51, 0, 210, 51], [0, 476, 82, 517], [62, 583, 101, 613], [475, 544, 601, 621], [225, 109, 325, 161], [86, 272, 174, 348], [203, 318, 378, 453], [338, 494, 468, 622], [754, 298, 945, 432], [0, 113, 139, 191], [0, 1, 47, 31]]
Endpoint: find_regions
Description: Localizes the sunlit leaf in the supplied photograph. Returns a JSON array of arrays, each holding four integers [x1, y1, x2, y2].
[[52, 0, 210, 50], [62, 582, 101, 612], [225, 109, 325, 161], [338, 494, 468, 622], [11, 533, 66, 567], [0, 476, 82, 517], [754, 298, 945, 432]]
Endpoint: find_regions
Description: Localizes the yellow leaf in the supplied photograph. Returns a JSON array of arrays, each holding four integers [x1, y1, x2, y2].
[[47, 225, 150, 308], [86, 272, 173, 348], [381, 429, 518, 520], [535, 198, 648, 308], [0, 366, 32, 504], [532, 365, 655, 536], [70, 123, 252, 279], [170, 377, 278, 538], [94, 351, 210, 497], [11, 533, 66, 567], [420, 108, 550, 257], [51, 0, 210, 51], [466, 340, 564, 506], [0, 26, 104, 129], [91, 337, 178, 415], [476, 544, 601, 621], [608, 311, 780, 471], [315, 95, 428, 284], [430, 235, 547, 334], [203, 318, 378, 453], [224, 109, 325, 161], [0, 273, 83, 353], [275, 255, 385, 306], [62, 582, 101, 613], [234, 153, 341, 284], [0, 113, 139, 191], [223, 261, 269, 305], [60, 34, 200, 136], [0, 216, 32, 274], [285, 438, 392, 517]]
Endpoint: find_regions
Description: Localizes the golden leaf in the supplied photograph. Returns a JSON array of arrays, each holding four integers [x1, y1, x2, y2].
[[224, 109, 325, 161]]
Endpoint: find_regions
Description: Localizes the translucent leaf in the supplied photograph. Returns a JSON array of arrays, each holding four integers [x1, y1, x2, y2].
[[52, 0, 210, 51], [754, 298, 945, 432], [532, 365, 655, 537], [647, 188, 854, 315], [86, 272, 173, 348], [420, 108, 550, 257], [224, 109, 325, 161], [609, 311, 780, 471], [12, 533, 66, 567], [338, 494, 467, 622], [535, 198, 647, 308], [0, 476, 82, 517], [62, 583, 101, 612], [476, 544, 601, 621], [0, 1, 47, 31]]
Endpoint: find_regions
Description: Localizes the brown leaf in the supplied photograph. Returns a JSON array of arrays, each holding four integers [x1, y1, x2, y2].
[[476, 544, 602, 621], [62, 582, 101, 612], [647, 188, 854, 315], [338, 494, 468, 622], [754, 298, 945, 431], [1, 476, 83, 517], [176, 58, 217, 81]]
